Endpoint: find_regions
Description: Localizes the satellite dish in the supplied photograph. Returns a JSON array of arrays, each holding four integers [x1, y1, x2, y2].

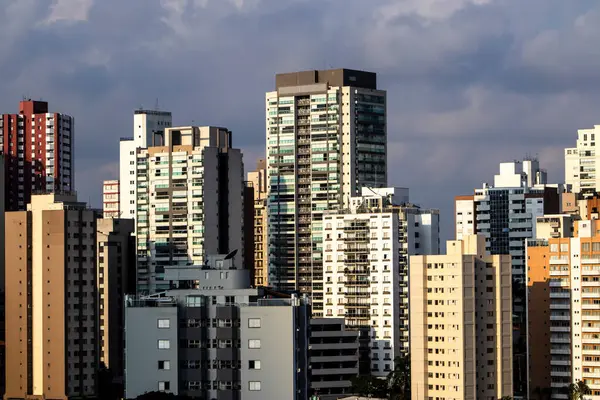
[[224, 249, 238, 260]]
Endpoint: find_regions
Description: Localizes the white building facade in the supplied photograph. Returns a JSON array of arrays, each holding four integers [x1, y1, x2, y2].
[[135, 126, 244, 293], [565, 125, 600, 196], [119, 110, 172, 221], [322, 187, 440, 376]]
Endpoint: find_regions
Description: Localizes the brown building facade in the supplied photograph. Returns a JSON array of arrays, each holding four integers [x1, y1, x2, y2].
[[4, 194, 98, 400]]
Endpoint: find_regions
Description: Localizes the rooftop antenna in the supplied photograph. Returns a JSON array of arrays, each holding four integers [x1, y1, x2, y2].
[[155, 98, 160, 111]]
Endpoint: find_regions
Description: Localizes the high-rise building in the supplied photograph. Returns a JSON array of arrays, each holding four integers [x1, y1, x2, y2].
[[565, 125, 600, 196], [102, 179, 120, 218], [455, 159, 562, 395], [410, 235, 513, 400], [266, 68, 387, 316], [247, 159, 268, 286], [135, 126, 245, 294], [527, 219, 600, 398], [4, 194, 99, 399], [96, 218, 135, 383], [124, 254, 314, 400], [119, 109, 172, 221], [0, 154, 4, 396], [0, 100, 74, 211], [322, 187, 439, 375]]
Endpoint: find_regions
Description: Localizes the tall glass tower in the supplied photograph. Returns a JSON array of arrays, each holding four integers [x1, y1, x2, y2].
[[266, 69, 387, 316]]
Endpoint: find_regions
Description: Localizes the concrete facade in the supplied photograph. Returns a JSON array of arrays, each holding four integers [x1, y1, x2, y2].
[[266, 68, 387, 317], [96, 218, 135, 381], [322, 187, 440, 375], [565, 125, 600, 196], [527, 219, 600, 399], [124, 257, 312, 400], [0, 100, 74, 211], [4, 194, 99, 400], [119, 110, 172, 222], [247, 159, 268, 286], [134, 126, 245, 294], [410, 235, 513, 400], [102, 179, 120, 218]]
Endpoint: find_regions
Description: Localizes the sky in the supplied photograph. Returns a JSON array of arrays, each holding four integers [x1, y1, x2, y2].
[[2, 0, 600, 242]]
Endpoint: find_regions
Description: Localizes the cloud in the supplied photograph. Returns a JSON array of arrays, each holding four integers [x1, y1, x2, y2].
[[1, 0, 600, 240], [44, 0, 94, 24]]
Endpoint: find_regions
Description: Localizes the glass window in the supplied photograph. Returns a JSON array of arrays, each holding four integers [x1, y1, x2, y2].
[[158, 319, 170, 329], [248, 318, 261, 328], [249, 360, 261, 370], [158, 360, 170, 370], [249, 381, 261, 391], [248, 339, 261, 349], [158, 340, 170, 349], [158, 381, 171, 391]]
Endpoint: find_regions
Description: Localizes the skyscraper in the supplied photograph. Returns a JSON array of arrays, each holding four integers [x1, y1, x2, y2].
[[247, 159, 268, 286], [135, 126, 245, 294], [565, 124, 600, 196], [410, 235, 513, 400], [266, 68, 387, 316], [4, 194, 99, 399], [0, 100, 74, 211], [119, 109, 172, 221]]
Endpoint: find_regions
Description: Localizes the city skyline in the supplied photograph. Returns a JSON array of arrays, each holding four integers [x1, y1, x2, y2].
[[2, 0, 599, 243]]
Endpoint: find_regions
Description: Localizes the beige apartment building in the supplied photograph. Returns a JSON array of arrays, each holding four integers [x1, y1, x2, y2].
[[4, 194, 99, 400], [247, 158, 268, 286], [410, 235, 513, 400]]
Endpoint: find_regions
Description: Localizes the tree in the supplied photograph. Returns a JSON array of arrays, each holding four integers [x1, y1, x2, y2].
[[350, 375, 388, 398], [387, 354, 410, 400], [564, 380, 591, 400]]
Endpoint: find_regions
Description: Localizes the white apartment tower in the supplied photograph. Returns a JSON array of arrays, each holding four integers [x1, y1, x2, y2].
[[267, 69, 387, 316], [322, 187, 440, 376], [120, 110, 172, 221], [135, 126, 244, 294], [565, 125, 600, 196]]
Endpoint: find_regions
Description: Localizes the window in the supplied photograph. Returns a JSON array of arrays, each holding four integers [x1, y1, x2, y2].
[[158, 360, 171, 370], [158, 381, 171, 391], [249, 360, 261, 370], [248, 339, 261, 349], [158, 319, 170, 329], [248, 318, 261, 328], [158, 340, 170, 349], [249, 381, 261, 391]]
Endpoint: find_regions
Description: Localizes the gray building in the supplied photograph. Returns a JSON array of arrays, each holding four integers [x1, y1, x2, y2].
[[124, 254, 312, 400], [309, 318, 359, 400]]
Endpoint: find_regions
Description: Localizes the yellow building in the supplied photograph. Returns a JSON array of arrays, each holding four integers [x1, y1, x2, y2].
[[247, 159, 268, 286], [410, 235, 513, 400]]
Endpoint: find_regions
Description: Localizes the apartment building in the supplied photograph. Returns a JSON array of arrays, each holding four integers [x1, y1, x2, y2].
[[119, 109, 172, 221], [455, 159, 561, 395], [322, 187, 439, 375], [410, 235, 513, 400], [267, 68, 387, 316], [96, 218, 135, 382], [135, 126, 245, 294], [247, 159, 268, 286], [124, 254, 313, 400], [309, 318, 360, 399], [102, 179, 120, 218], [0, 100, 73, 211], [565, 125, 600, 196], [527, 219, 600, 398], [4, 194, 99, 399]]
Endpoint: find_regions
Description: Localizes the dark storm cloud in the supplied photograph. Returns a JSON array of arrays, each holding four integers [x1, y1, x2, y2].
[[2, 0, 600, 242]]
